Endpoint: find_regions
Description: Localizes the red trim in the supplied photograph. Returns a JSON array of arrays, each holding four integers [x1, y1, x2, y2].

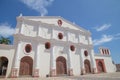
[[95, 59, 106, 73]]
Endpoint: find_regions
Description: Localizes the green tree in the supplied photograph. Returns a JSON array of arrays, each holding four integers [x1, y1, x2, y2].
[[0, 36, 11, 44]]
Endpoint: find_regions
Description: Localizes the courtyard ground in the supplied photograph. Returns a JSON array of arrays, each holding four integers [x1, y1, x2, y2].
[[0, 72, 120, 80]]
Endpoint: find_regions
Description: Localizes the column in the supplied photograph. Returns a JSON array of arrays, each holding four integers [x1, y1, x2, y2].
[[90, 49, 97, 74], [11, 42, 21, 78], [33, 44, 40, 77], [80, 49, 85, 75], [50, 46, 56, 77], [67, 48, 73, 76]]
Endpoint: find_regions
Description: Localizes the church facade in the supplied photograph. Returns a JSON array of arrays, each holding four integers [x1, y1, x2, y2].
[[0, 16, 116, 78]]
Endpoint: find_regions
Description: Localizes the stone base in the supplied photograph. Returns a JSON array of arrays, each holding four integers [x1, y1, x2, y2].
[[10, 68, 19, 78], [92, 68, 97, 74], [68, 68, 73, 76], [50, 69, 56, 77], [33, 69, 39, 77], [81, 68, 85, 75]]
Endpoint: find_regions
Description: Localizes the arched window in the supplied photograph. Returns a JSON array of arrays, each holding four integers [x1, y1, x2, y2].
[[25, 44, 32, 53], [58, 33, 63, 39], [45, 42, 51, 49]]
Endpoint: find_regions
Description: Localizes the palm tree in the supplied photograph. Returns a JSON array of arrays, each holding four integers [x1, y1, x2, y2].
[[0, 36, 11, 45]]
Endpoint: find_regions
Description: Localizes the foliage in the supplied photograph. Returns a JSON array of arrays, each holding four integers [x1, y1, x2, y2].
[[0, 36, 11, 44]]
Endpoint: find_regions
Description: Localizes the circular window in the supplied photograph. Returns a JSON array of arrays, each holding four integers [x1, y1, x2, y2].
[[84, 51, 88, 56], [57, 20, 62, 26], [58, 33, 63, 39], [25, 44, 32, 53], [70, 45, 75, 51], [45, 42, 51, 49]]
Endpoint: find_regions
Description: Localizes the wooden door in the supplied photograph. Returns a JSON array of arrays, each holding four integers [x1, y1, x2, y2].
[[98, 61, 104, 73], [84, 60, 91, 73], [19, 56, 33, 76], [56, 56, 67, 75]]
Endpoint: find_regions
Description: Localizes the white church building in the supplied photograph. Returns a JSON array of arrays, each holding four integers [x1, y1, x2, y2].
[[0, 15, 116, 78]]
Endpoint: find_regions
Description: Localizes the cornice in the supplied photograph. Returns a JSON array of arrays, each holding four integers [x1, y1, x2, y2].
[[14, 33, 93, 49], [94, 54, 111, 57]]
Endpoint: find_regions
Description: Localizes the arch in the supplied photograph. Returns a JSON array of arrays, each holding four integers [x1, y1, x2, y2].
[[0, 56, 8, 76], [19, 56, 33, 76], [56, 56, 67, 75], [84, 59, 91, 73], [98, 61, 104, 73]]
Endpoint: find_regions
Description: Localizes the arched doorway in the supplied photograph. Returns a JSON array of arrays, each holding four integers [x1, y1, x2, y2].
[[98, 61, 104, 73], [19, 56, 33, 76], [84, 59, 91, 73], [0, 57, 8, 76], [56, 56, 67, 75]]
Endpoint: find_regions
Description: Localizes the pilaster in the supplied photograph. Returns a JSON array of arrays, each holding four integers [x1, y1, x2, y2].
[[11, 42, 21, 78], [90, 49, 97, 74], [33, 44, 40, 77], [67, 48, 73, 76], [80, 49, 85, 75], [50, 46, 56, 77]]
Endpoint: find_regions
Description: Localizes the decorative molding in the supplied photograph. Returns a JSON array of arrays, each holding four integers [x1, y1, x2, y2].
[[33, 69, 39, 77], [50, 69, 56, 77], [92, 68, 97, 74], [68, 68, 73, 76], [10, 68, 19, 78], [81, 68, 85, 75]]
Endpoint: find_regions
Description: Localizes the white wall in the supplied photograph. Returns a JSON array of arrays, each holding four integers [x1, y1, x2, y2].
[[95, 55, 116, 73], [71, 53, 80, 76], [0, 45, 15, 77]]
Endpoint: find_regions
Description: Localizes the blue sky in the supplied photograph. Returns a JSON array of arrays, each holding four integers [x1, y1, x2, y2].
[[0, 0, 120, 64]]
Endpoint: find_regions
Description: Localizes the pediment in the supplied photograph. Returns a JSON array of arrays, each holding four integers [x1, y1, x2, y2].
[[21, 16, 89, 33]]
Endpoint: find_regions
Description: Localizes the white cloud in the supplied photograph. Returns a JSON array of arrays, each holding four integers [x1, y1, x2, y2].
[[93, 35, 113, 46], [94, 24, 111, 31], [20, 0, 54, 16], [93, 33, 120, 46], [0, 23, 15, 37]]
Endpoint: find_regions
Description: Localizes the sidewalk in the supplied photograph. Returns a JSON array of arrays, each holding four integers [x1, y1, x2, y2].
[[0, 72, 120, 80]]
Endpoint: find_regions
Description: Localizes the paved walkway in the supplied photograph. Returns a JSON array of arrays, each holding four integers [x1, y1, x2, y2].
[[0, 72, 120, 80]]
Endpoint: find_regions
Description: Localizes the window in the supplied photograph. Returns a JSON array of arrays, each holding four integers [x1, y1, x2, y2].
[[45, 42, 51, 49], [57, 20, 62, 26], [25, 44, 32, 53], [58, 33, 63, 39], [84, 50, 88, 56], [70, 45, 75, 51]]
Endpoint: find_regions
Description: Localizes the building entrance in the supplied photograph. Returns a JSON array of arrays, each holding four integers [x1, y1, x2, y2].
[[56, 56, 67, 75], [19, 56, 33, 76]]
